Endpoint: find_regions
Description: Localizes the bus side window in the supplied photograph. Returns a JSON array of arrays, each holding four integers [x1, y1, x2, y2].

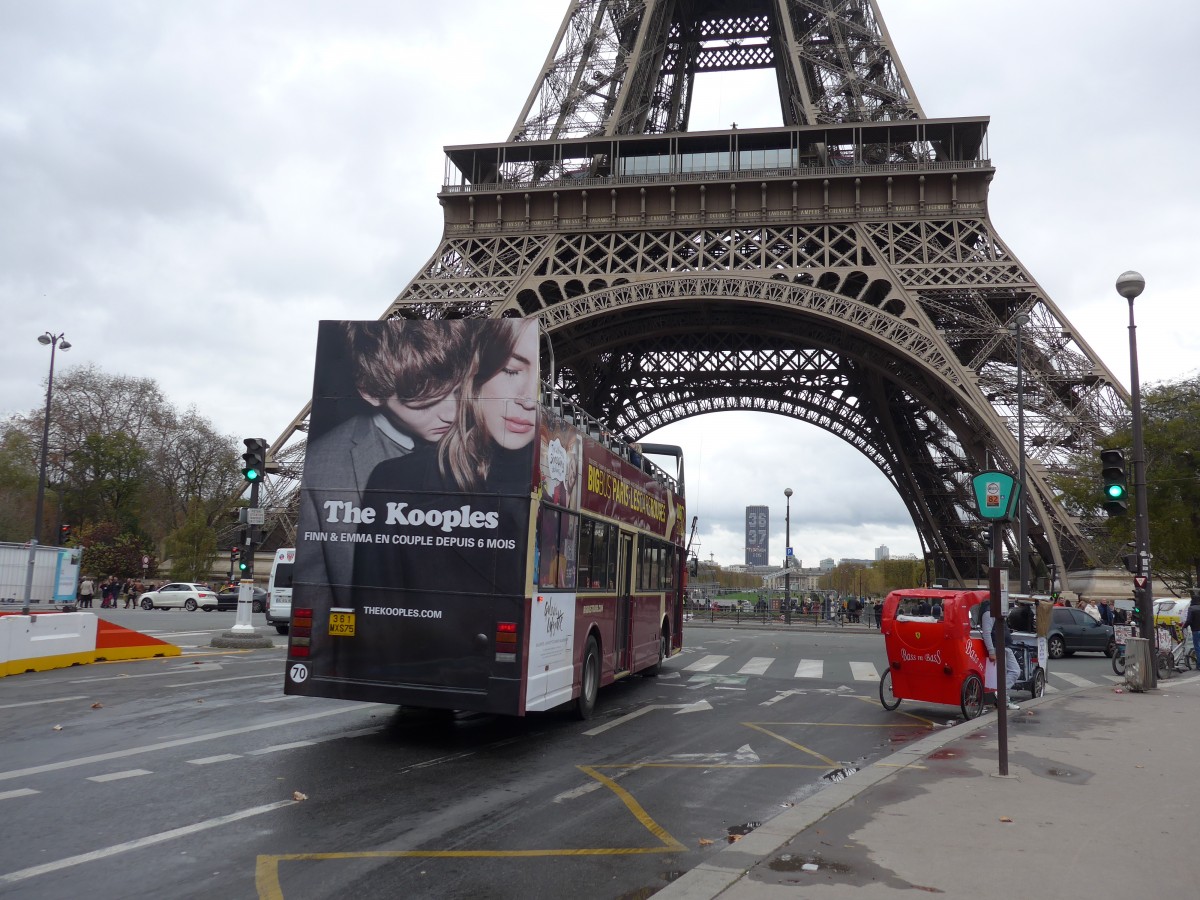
[[577, 519, 594, 590]]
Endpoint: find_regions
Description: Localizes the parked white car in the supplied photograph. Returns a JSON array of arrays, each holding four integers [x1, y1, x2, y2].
[[138, 583, 219, 611]]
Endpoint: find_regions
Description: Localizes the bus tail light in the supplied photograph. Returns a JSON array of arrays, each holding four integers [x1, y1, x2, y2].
[[289, 608, 313, 658], [495, 621, 517, 663]]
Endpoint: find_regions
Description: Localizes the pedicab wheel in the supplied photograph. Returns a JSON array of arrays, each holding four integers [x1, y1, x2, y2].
[[1156, 652, 1173, 680], [1112, 650, 1126, 677], [879, 668, 901, 710], [960, 673, 984, 720], [1187, 649, 1196, 670], [1030, 667, 1046, 699]]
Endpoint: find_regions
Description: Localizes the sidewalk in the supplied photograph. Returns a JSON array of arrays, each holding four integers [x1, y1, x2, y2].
[[657, 672, 1200, 899]]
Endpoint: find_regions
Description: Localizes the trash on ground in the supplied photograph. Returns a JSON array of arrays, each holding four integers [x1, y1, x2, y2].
[[292, 791, 308, 801]]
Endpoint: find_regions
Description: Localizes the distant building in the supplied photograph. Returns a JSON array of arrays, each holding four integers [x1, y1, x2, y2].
[[875, 544, 890, 561], [839, 558, 873, 567], [745, 506, 769, 566], [819, 558, 835, 572]]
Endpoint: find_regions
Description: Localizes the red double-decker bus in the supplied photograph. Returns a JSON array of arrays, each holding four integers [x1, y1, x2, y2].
[[283, 319, 685, 718]]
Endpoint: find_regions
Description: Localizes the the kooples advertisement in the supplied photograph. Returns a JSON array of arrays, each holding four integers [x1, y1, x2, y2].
[[581, 441, 683, 542], [290, 318, 539, 693]]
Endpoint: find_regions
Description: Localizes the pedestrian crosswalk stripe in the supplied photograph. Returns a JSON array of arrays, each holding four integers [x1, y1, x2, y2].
[[794, 659, 822, 678], [738, 657, 773, 676], [849, 661, 879, 681], [1054, 672, 1096, 688], [683, 655, 728, 672]]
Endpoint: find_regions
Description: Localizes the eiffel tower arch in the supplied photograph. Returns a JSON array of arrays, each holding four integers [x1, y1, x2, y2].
[[272, 0, 1129, 589]]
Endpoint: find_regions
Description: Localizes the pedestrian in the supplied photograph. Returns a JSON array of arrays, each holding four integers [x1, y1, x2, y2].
[[1097, 599, 1112, 625], [1182, 592, 1200, 667], [78, 576, 94, 609], [980, 602, 1020, 710], [100, 577, 114, 608], [874, 599, 883, 629]]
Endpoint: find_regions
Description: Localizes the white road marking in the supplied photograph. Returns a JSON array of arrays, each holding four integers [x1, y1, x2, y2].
[[0, 704, 381, 783], [0, 789, 39, 801], [188, 754, 241, 765], [0, 696, 88, 710], [247, 741, 315, 755], [257, 694, 296, 703], [583, 699, 713, 736], [1053, 672, 1096, 687], [738, 657, 773, 675], [850, 662, 879, 681], [794, 659, 823, 678], [165, 673, 279, 688], [0, 800, 294, 884], [684, 655, 728, 672], [87, 769, 153, 783]]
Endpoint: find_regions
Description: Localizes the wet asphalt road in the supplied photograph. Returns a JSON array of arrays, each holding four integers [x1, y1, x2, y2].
[[0, 616, 1118, 899]]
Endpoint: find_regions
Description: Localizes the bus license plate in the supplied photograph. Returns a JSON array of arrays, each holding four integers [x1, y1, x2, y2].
[[329, 612, 355, 636]]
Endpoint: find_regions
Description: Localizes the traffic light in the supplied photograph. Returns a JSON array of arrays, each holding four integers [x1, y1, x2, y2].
[[230, 546, 238, 563], [59, 524, 72, 543], [241, 437, 267, 483], [1100, 448, 1128, 516], [236, 549, 249, 573], [1122, 553, 1139, 574]]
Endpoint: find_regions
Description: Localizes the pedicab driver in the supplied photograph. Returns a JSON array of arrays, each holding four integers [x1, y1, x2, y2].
[[980, 604, 1021, 711]]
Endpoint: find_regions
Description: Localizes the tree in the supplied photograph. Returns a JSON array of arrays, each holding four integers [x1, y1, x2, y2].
[[2, 363, 245, 552], [73, 522, 154, 581], [164, 500, 219, 583], [0, 429, 37, 541], [1054, 372, 1200, 593]]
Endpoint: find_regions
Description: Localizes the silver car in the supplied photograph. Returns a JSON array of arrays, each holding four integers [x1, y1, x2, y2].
[[138, 582, 219, 612]]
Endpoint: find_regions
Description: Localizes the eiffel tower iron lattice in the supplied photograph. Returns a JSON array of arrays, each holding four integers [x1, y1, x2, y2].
[[268, 0, 1129, 588]]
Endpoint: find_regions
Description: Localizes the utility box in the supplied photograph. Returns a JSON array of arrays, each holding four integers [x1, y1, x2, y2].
[[1123, 637, 1153, 692]]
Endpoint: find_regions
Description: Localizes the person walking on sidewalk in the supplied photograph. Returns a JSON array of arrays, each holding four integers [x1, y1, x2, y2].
[[1183, 591, 1200, 665], [78, 577, 94, 609], [980, 603, 1020, 710]]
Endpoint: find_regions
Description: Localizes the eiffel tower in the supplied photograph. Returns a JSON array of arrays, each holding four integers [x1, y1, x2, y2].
[[269, 0, 1128, 588]]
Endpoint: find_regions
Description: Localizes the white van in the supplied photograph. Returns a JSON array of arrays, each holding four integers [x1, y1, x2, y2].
[[265, 548, 295, 635]]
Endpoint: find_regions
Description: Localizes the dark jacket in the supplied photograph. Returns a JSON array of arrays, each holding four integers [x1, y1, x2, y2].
[[1184, 601, 1200, 632]]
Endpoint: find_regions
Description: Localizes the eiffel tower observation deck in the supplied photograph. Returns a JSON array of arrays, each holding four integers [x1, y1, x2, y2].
[[270, 0, 1130, 589]]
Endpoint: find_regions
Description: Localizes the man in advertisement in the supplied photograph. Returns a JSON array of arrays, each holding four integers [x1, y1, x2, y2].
[[294, 320, 471, 608]]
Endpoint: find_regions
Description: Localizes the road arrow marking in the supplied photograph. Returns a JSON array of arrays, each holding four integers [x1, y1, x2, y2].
[[583, 699, 712, 736]]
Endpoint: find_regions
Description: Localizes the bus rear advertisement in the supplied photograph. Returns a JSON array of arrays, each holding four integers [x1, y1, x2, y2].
[[284, 319, 685, 718]]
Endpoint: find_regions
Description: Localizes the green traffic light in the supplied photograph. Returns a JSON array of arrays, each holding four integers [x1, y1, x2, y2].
[[1106, 483, 1126, 499], [242, 467, 260, 482]]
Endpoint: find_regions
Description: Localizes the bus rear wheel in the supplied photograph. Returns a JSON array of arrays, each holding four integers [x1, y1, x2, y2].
[[644, 626, 668, 677], [575, 636, 600, 720]]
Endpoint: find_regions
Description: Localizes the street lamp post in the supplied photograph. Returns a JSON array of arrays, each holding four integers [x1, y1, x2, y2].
[[1008, 313, 1031, 594], [1116, 270, 1154, 687], [22, 332, 71, 615], [784, 487, 793, 625]]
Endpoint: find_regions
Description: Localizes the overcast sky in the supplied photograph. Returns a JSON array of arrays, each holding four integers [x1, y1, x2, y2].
[[3, 1, 1197, 569]]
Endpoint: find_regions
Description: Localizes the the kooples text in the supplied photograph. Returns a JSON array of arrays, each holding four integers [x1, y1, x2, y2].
[[320, 500, 500, 533]]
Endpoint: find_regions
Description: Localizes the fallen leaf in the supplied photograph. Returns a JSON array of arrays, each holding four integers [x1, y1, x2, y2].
[[90, 702, 103, 709], [52, 724, 63, 731], [698, 838, 713, 846], [292, 791, 308, 801], [999, 816, 1013, 823], [727, 834, 742, 843]]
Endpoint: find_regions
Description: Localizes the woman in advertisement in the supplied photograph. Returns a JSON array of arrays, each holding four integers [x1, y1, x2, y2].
[[345, 318, 540, 688]]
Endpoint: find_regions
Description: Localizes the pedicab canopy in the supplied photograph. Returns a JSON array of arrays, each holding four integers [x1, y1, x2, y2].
[[971, 471, 1020, 521]]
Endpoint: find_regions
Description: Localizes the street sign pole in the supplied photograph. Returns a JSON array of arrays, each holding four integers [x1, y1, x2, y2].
[[231, 479, 261, 635]]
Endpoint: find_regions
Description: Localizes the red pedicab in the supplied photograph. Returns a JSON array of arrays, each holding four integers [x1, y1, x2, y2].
[[877, 588, 992, 719]]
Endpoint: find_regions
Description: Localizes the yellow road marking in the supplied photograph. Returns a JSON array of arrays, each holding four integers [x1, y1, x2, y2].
[[740, 723, 839, 765], [255, 763, 685, 898], [255, 707, 931, 896]]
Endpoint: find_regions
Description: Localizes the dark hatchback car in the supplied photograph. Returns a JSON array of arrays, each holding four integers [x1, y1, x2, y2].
[[215, 587, 267, 613], [1048, 606, 1115, 658]]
